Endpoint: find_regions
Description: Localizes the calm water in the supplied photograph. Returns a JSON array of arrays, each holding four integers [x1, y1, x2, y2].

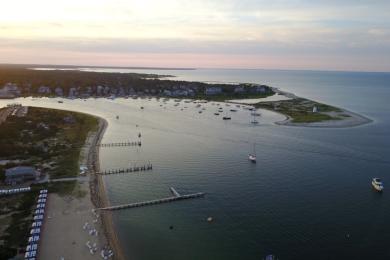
[[2, 69, 390, 259]]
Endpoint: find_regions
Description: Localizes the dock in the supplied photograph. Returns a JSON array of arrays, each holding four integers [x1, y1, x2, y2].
[[96, 164, 153, 175], [97, 188, 205, 211], [98, 141, 141, 147]]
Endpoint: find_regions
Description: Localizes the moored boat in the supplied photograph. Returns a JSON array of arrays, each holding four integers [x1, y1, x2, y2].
[[372, 178, 384, 192]]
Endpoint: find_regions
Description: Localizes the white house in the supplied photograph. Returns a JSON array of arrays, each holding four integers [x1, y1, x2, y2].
[[205, 87, 222, 95], [234, 86, 245, 93]]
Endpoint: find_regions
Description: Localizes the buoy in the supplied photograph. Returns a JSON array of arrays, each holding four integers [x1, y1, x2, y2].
[[169, 225, 174, 230]]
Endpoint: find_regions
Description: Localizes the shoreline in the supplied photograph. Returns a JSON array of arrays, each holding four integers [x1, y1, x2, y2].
[[88, 118, 126, 260], [232, 87, 373, 128]]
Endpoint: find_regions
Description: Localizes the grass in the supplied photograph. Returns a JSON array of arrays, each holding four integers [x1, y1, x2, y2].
[[0, 107, 98, 259], [255, 98, 343, 123], [0, 191, 39, 259]]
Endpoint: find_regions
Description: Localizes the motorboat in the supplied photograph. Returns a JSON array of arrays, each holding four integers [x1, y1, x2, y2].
[[222, 116, 231, 120], [214, 113, 220, 115], [372, 178, 384, 192], [251, 120, 259, 124], [248, 143, 256, 163]]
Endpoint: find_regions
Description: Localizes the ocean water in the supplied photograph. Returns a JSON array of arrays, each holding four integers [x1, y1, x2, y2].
[[2, 69, 390, 259]]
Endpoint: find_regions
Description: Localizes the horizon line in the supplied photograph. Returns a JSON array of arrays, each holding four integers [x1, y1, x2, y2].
[[1, 62, 389, 74]]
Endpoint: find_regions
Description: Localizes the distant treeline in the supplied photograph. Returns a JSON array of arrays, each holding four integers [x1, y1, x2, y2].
[[0, 65, 273, 97]]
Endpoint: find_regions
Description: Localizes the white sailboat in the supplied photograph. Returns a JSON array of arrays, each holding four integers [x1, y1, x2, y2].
[[248, 143, 257, 163], [251, 109, 259, 124]]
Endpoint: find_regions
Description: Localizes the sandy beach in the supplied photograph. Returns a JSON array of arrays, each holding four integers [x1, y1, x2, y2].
[[90, 119, 126, 260], [39, 117, 126, 260]]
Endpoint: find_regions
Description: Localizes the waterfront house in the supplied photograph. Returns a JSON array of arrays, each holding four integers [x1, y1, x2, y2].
[[205, 87, 222, 95], [5, 166, 39, 186], [55, 87, 64, 96], [0, 83, 21, 98], [37, 86, 51, 94], [234, 86, 245, 94]]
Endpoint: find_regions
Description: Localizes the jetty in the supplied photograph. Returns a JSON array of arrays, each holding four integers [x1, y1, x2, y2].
[[97, 187, 205, 211], [98, 141, 141, 147], [96, 164, 153, 175]]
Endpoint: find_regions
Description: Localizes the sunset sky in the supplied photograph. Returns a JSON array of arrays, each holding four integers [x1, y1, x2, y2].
[[0, 0, 389, 71]]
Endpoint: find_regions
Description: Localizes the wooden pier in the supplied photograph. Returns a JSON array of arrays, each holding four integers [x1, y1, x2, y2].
[[98, 141, 141, 147], [97, 188, 205, 211], [96, 164, 153, 175]]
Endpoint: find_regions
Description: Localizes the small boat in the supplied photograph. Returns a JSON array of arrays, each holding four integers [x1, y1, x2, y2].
[[372, 178, 384, 192], [116, 115, 119, 119], [138, 133, 141, 138], [222, 116, 231, 120], [58, 100, 64, 103], [198, 111, 202, 114], [230, 109, 237, 112], [248, 143, 256, 163], [250, 109, 260, 124], [214, 113, 220, 116], [264, 255, 277, 260], [140, 106, 144, 109]]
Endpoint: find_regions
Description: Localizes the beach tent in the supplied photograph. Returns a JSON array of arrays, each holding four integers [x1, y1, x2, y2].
[[28, 235, 40, 243], [30, 228, 40, 235], [34, 215, 44, 220], [32, 221, 42, 228], [36, 203, 45, 208]]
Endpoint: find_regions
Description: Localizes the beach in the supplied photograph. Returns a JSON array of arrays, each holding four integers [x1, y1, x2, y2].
[[90, 118, 126, 260], [39, 116, 125, 260]]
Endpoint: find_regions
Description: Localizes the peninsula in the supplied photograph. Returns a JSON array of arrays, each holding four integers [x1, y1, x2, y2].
[[0, 65, 371, 128]]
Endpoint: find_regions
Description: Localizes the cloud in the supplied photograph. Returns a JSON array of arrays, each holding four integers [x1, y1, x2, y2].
[[0, 0, 389, 71]]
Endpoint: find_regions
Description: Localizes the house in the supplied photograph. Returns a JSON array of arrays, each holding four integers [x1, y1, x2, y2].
[[234, 86, 245, 94], [5, 166, 39, 185], [55, 87, 64, 96], [68, 87, 77, 97], [312, 105, 319, 113], [0, 83, 21, 98], [37, 86, 51, 94], [204, 87, 222, 95]]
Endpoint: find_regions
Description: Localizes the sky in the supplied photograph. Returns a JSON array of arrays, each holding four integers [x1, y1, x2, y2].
[[0, 0, 389, 71]]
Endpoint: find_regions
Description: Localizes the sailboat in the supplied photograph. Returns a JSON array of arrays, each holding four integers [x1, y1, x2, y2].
[[248, 143, 256, 163], [251, 110, 259, 124]]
